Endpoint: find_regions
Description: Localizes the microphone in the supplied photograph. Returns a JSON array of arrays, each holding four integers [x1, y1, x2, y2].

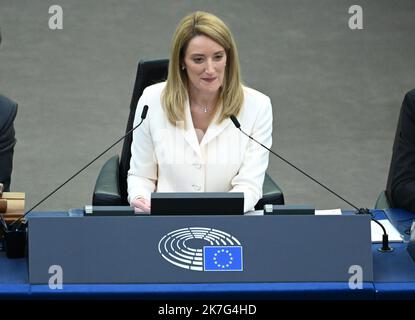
[[5, 105, 149, 232], [230, 115, 393, 252]]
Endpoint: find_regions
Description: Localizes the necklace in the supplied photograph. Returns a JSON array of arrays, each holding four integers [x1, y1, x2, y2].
[[193, 102, 209, 113]]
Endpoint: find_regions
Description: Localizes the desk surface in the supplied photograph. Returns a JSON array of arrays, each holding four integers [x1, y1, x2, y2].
[[1, 209, 414, 300], [0, 252, 374, 299], [372, 208, 415, 299]]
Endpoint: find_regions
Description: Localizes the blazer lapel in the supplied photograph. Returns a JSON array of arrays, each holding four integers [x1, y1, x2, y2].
[[200, 111, 232, 147], [181, 101, 202, 158]]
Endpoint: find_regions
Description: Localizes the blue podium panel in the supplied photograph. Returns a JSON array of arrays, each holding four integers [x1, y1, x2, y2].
[[28, 282, 374, 300], [28, 214, 373, 285], [0, 252, 374, 299], [372, 209, 415, 300], [0, 253, 29, 298], [373, 242, 415, 300]]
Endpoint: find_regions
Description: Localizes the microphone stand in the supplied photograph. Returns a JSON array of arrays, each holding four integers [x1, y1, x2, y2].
[[1, 105, 149, 258], [230, 115, 393, 252]]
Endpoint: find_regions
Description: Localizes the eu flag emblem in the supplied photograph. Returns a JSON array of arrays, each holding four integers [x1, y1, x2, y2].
[[203, 246, 243, 271]]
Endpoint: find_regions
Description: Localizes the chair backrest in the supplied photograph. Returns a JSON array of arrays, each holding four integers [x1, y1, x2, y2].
[[119, 59, 169, 202], [0, 94, 18, 192]]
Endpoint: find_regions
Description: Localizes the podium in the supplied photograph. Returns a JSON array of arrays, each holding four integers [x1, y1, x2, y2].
[[28, 213, 373, 284]]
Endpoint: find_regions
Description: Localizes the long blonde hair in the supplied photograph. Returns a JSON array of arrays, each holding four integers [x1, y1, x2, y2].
[[162, 11, 244, 127]]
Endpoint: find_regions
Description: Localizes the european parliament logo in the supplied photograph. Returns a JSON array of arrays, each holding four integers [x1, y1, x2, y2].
[[158, 227, 244, 272]]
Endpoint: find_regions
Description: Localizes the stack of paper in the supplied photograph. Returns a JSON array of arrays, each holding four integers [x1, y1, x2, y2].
[[371, 219, 403, 243]]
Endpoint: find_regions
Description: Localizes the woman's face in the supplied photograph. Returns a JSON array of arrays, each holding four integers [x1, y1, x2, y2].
[[183, 35, 227, 96]]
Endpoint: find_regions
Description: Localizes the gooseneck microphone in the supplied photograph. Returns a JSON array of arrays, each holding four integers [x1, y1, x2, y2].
[[6, 105, 149, 231], [230, 115, 393, 252]]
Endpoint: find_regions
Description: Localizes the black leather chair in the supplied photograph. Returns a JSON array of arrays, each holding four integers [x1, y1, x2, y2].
[[0, 94, 18, 192], [374, 190, 391, 210], [92, 59, 284, 209]]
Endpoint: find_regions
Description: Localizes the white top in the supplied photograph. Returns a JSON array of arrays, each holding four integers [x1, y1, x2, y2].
[[127, 82, 273, 212]]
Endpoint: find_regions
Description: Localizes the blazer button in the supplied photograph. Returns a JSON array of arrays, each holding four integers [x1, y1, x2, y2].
[[192, 184, 201, 191]]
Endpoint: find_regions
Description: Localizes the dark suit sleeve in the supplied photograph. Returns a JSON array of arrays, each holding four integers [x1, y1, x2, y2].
[[0, 95, 18, 192], [387, 90, 415, 212]]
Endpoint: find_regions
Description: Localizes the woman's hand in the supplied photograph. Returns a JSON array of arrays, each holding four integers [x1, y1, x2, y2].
[[131, 197, 151, 213]]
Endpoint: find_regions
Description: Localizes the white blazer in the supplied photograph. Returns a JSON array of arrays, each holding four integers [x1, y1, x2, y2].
[[127, 82, 273, 212]]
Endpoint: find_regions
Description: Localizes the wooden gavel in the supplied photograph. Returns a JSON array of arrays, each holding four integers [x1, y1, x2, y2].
[[0, 184, 25, 215]]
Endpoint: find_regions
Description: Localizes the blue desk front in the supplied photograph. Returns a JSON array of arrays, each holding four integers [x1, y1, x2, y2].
[[373, 209, 415, 299], [0, 209, 414, 300], [0, 254, 374, 299]]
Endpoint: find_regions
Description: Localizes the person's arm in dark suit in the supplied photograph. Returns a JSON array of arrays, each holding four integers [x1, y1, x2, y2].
[[0, 95, 18, 192], [387, 90, 415, 212]]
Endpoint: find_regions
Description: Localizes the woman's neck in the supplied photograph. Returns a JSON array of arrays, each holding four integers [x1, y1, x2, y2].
[[188, 86, 219, 108]]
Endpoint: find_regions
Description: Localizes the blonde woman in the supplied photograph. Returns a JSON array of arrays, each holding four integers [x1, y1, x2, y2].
[[128, 11, 273, 213]]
